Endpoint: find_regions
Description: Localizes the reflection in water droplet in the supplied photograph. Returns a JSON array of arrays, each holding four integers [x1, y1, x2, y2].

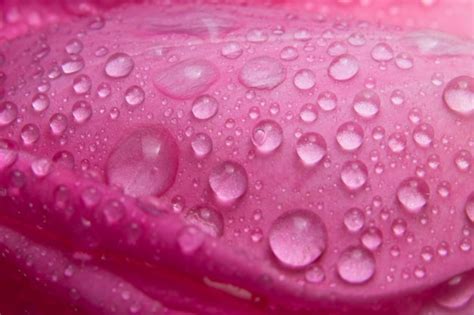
[[185, 205, 224, 237], [106, 126, 179, 197], [296, 133, 327, 166], [269, 209, 327, 269], [336, 122, 364, 151], [31, 158, 52, 178], [340, 160, 368, 191], [337, 246, 375, 284], [328, 54, 359, 81], [397, 177, 430, 213], [239, 56, 286, 90], [104, 53, 134, 78], [192, 95, 219, 120], [443, 75, 473, 116], [209, 161, 248, 203], [251, 120, 283, 154]]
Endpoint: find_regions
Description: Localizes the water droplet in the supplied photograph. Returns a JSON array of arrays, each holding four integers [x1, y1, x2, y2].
[[72, 100, 92, 124], [337, 246, 375, 284], [246, 28, 268, 43], [185, 205, 224, 237], [72, 74, 91, 95], [293, 69, 316, 90], [97, 82, 111, 98], [191, 133, 213, 158], [390, 89, 405, 106], [413, 123, 434, 148], [395, 53, 414, 70], [221, 42, 243, 59], [397, 177, 430, 213], [328, 54, 359, 81], [371, 43, 394, 61], [209, 161, 248, 203], [80, 187, 102, 209], [353, 89, 380, 119], [124, 85, 145, 107], [327, 41, 347, 56], [0, 146, 17, 170], [31, 93, 49, 112], [454, 149, 472, 172], [101, 200, 125, 225], [317, 91, 337, 111], [65, 38, 83, 54], [340, 160, 368, 191], [296, 132, 327, 166], [155, 59, 219, 99], [251, 120, 283, 154], [361, 227, 383, 251], [305, 266, 325, 283], [344, 207, 365, 232], [269, 209, 327, 269], [435, 274, 473, 310], [443, 76, 473, 116], [106, 126, 179, 197], [31, 158, 52, 178], [104, 53, 134, 78], [0, 101, 18, 126], [53, 151, 74, 169], [336, 121, 364, 151], [280, 46, 299, 61], [49, 113, 68, 136], [465, 193, 474, 224], [388, 132, 407, 153], [421, 246, 434, 262], [178, 226, 205, 255], [191, 95, 218, 120], [61, 54, 84, 74], [20, 124, 40, 145], [299, 103, 318, 123], [239, 57, 286, 90]]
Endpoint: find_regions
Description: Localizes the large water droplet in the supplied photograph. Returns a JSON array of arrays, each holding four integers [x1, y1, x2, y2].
[[239, 56, 286, 90], [269, 209, 327, 269], [293, 69, 316, 90], [209, 161, 248, 203], [185, 205, 224, 237], [192, 95, 218, 120], [397, 177, 430, 213], [0, 102, 18, 126], [296, 132, 327, 166], [251, 120, 283, 154], [353, 89, 380, 119], [337, 246, 375, 284], [336, 121, 364, 151], [104, 53, 134, 78], [328, 54, 359, 81], [155, 59, 219, 99], [106, 126, 179, 197], [340, 160, 368, 191], [443, 75, 473, 116]]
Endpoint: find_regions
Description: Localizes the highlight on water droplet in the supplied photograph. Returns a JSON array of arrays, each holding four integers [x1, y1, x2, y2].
[[442, 75, 473, 116]]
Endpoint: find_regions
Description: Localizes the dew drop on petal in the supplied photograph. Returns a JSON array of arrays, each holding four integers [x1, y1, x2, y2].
[[353, 89, 380, 119], [280, 46, 299, 61], [0, 102, 18, 126], [20, 124, 40, 145], [371, 43, 394, 61], [361, 227, 383, 251], [239, 56, 286, 90], [337, 246, 375, 284], [192, 95, 219, 120], [340, 160, 368, 191], [221, 42, 243, 59], [296, 132, 327, 166], [251, 119, 283, 154], [269, 209, 327, 269], [395, 53, 414, 70], [72, 100, 92, 124], [454, 149, 472, 172], [413, 123, 434, 148], [397, 177, 430, 213], [124, 85, 145, 107], [185, 205, 224, 237], [49, 113, 68, 136], [72, 74, 92, 95], [465, 193, 474, 224], [388, 132, 407, 153], [104, 52, 134, 78], [344, 207, 365, 232], [336, 121, 364, 151], [191, 133, 213, 158], [31, 158, 52, 178], [209, 161, 248, 203], [293, 69, 316, 90], [328, 54, 359, 81], [317, 91, 337, 111], [31, 93, 49, 112], [443, 75, 474, 116], [61, 54, 84, 74], [106, 126, 179, 197]]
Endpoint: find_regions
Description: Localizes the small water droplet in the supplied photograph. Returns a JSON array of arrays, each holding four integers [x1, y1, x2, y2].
[[371, 43, 394, 61], [0, 101, 18, 126], [209, 161, 248, 203], [101, 199, 125, 225], [72, 100, 92, 124], [72, 74, 91, 94], [280, 46, 299, 61], [340, 160, 368, 191], [465, 193, 474, 224], [336, 121, 364, 151], [61, 54, 84, 74], [317, 91, 337, 111], [191, 133, 213, 158], [337, 246, 375, 284], [413, 123, 434, 148], [104, 53, 134, 78], [353, 89, 380, 119], [293, 69, 316, 90], [397, 177, 430, 213], [124, 85, 145, 107], [221, 42, 243, 59], [305, 266, 325, 283], [239, 57, 286, 90], [192, 95, 218, 120], [388, 132, 407, 153], [454, 149, 472, 172], [395, 53, 414, 70], [251, 120, 283, 154], [65, 38, 83, 54], [443, 75, 473, 116], [361, 227, 383, 251], [49, 113, 68, 136], [31, 93, 49, 112], [328, 54, 359, 81], [269, 209, 327, 269], [343, 207, 365, 232], [20, 124, 40, 145], [296, 132, 327, 166]]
